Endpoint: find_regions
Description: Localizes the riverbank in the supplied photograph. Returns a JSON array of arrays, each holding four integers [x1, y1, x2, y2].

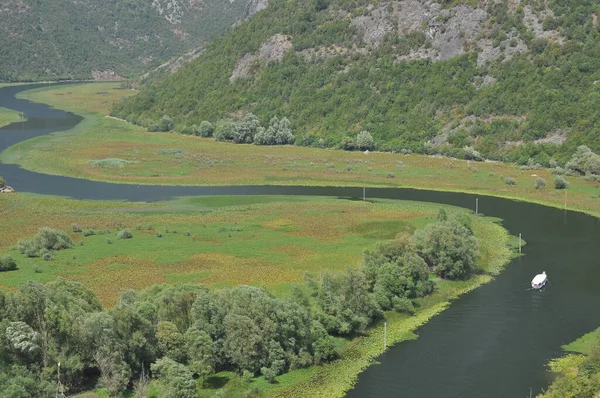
[[2, 83, 600, 220], [537, 327, 600, 398]]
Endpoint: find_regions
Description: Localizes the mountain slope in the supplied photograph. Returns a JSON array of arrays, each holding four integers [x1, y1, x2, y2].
[[0, 0, 268, 81], [112, 0, 600, 165]]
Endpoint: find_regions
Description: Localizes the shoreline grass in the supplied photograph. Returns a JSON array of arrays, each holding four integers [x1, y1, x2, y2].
[[1, 83, 600, 221]]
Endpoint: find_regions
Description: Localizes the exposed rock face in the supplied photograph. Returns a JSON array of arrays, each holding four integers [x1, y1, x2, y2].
[[230, 34, 292, 82], [351, 1, 487, 61], [151, 0, 184, 24], [247, 0, 269, 15]]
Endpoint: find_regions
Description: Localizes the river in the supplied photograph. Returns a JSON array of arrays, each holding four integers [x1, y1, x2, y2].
[[1, 84, 599, 397]]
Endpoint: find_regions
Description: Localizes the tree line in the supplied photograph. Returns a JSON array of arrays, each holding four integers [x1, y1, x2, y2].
[[0, 211, 480, 397]]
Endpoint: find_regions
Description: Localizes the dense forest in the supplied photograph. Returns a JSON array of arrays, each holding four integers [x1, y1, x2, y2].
[[0, 213, 479, 397], [0, 0, 264, 81], [112, 0, 600, 164]]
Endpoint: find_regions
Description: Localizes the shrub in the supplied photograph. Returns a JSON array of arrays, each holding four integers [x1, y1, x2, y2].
[[392, 296, 415, 314], [534, 177, 546, 189], [0, 176, 5, 187], [504, 177, 516, 185], [554, 175, 569, 190], [197, 121, 214, 137], [107, 238, 112, 244], [33, 265, 41, 273], [356, 130, 374, 150], [82, 228, 96, 237], [90, 158, 131, 168], [463, 146, 484, 161], [42, 252, 52, 261], [41, 228, 71, 249], [18, 238, 42, 257], [0, 254, 17, 271], [71, 224, 82, 233], [156, 232, 163, 238], [157, 149, 183, 155], [565, 145, 600, 175], [117, 229, 133, 239], [215, 122, 237, 142], [386, 172, 396, 178]]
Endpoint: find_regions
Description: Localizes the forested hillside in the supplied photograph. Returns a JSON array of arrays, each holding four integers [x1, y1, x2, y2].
[[0, 0, 268, 81], [112, 0, 600, 164]]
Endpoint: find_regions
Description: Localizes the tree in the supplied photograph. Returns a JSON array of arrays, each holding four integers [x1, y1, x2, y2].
[[565, 145, 600, 175], [413, 217, 480, 280], [184, 327, 213, 383], [156, 321, 186, 363], [150, 357, 196, 398], [233, 113, 263, 144], [356, 130, 374, 150], [214, 122, 236, 142]]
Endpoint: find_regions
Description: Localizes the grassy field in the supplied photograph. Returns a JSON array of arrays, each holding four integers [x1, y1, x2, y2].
[[3, 83, 600, 219], [0, 106, 21, 128], [0, 193, 465, 307], [0, 191, 513, 397]]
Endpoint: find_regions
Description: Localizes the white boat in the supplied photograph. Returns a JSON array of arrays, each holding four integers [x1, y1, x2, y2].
[[531, 271, 547, 289]]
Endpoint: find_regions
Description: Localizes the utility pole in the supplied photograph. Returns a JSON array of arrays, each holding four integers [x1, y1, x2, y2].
[[475, 198, 479, 215], [363, 187, 366, 201]]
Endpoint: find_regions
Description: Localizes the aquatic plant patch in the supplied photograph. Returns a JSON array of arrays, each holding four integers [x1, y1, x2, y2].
[[0, 194, 460, 306]]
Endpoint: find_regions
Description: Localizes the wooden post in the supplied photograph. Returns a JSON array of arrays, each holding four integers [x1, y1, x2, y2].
[[519, 233, 522, 253], [363, 187, 366, 201], [384, 321, 387, 350], [476, 198, 479, 215]]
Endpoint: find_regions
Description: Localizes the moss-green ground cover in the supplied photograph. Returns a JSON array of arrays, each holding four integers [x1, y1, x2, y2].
[[2, 83, 600, 219], [0, 193, 473, 306]]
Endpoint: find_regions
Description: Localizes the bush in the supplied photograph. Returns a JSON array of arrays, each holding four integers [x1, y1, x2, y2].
[[214, 122, 236, 142], [0, 176, 5, 187], [197, 121, 214, 137], [82, 228, 96, 237], [386, 172, 396, 178], [18, 238, 42, 257], [157, 149, 184, 155], [554, 175, 569, 190], [534, 177, 546, 189], [463, 146, 484, 161], [90, 158, 131, 168], [42, 252, 52, 261], [356, 130, 374, 150], [504, 177, 516, 185], [117, 229, 133, 239], [36, 227, 73, 251], [71, 224, 82, 233], [156, 232, 163, 238], [0, 254, 17, 271]]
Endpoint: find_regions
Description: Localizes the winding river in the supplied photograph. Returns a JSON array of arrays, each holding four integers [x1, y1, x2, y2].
[[1, 84, 600, 397]]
